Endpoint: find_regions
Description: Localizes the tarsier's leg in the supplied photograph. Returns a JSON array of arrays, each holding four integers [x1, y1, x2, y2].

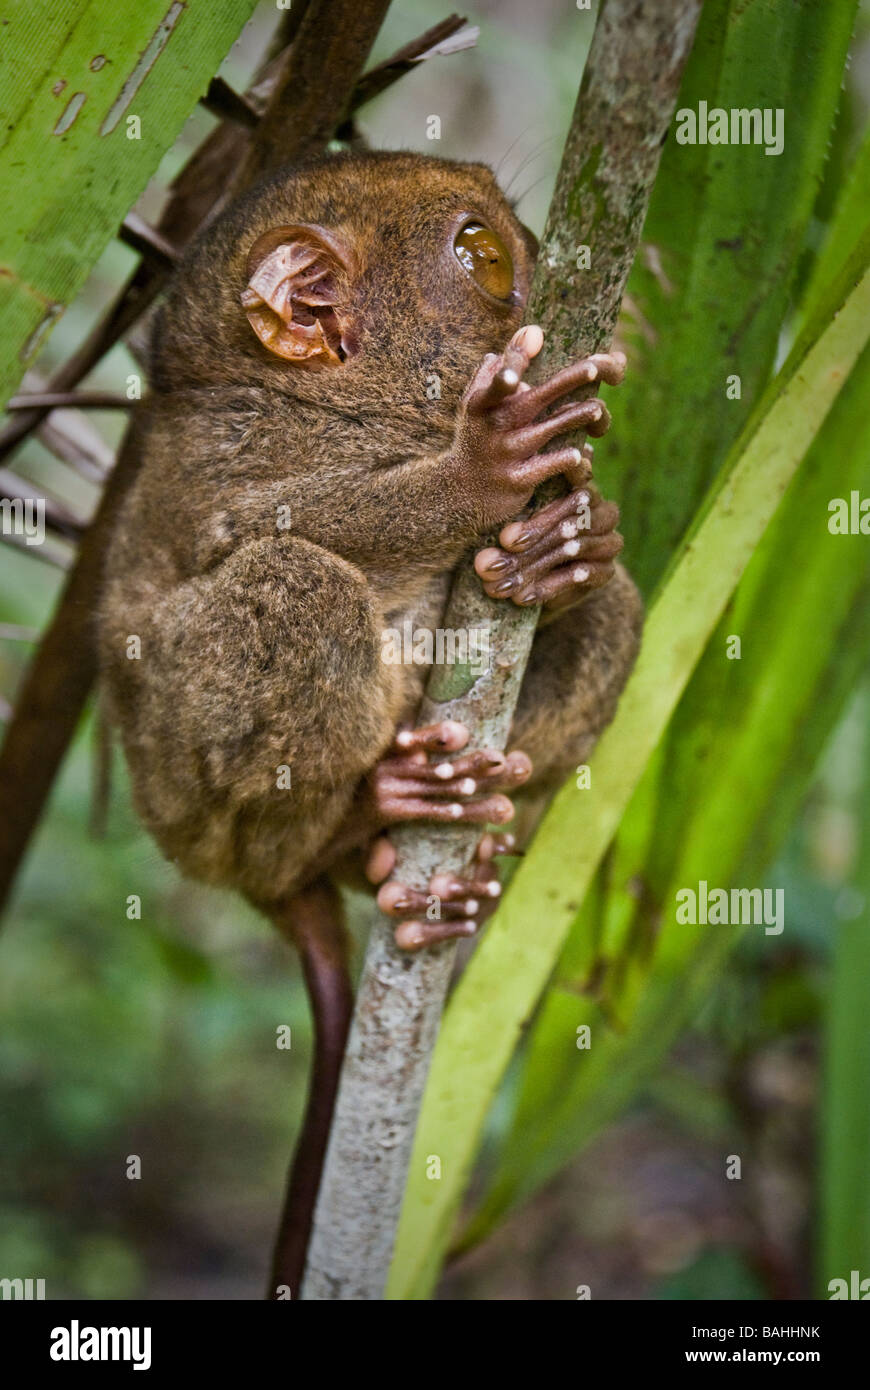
[[103, 535, 404, 906]]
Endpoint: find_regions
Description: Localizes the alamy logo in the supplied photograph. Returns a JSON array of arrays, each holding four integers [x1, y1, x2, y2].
[[50, 1320, 152, 1371], [675, 102, 784, 156], [828, 1270, 870, 1299], [0, 1276, 45, 1299], [675, 881, 784, 935], [381, 621, 490, 676], [0, 496, 44, 546]]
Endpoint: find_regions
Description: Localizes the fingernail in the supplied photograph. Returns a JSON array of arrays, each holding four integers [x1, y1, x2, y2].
[[395, 923, 425, 950], [564, 539, 581, 557], [434, 762, 454, 779], [485, 557, 510, 574], [560, 519, 578, 538], [518, 591, 538, 604], [449, 803, 463, 819], [459, 778, 477, 795], [465, 899, 480, 915], [514, 324, 543, 353], [494, 576, 519, 594], [573, 566, 590, 582]]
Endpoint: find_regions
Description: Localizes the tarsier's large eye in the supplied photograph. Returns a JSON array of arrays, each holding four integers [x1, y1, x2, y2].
[[454, 221, 514, 301]]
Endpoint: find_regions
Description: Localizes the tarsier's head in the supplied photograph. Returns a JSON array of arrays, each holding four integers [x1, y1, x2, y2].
[[152, 150, 538, 403]]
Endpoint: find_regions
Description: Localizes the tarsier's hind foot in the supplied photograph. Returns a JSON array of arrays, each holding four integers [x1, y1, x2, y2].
[[364, 719, 529, 950], [372, 831, 516, 951], [369, 720, 530, 826], [475, 466, 624, 612]]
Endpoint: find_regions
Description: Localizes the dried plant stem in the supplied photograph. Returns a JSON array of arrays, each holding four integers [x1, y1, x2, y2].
[[231, 0, 392, 191]]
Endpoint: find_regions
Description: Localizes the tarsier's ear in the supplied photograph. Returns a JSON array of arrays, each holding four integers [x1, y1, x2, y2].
[[240, 224, 357, 366]]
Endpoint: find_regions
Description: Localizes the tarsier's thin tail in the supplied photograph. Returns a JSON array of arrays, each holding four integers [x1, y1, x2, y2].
[[265, 877, 354, 1300]]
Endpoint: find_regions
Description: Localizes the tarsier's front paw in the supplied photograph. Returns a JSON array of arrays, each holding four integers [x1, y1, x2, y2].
[[452, 326, 625, 531], [474, 461, 624, 612], [364, 719, 529, 950], [368, 830, 516, 952]]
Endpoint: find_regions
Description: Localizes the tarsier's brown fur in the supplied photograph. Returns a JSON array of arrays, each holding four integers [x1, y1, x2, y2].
[[99, 150, 642, 1292]]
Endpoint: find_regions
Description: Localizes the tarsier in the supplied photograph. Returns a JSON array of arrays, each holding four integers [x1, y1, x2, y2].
[[99, 150, 642, 1292]]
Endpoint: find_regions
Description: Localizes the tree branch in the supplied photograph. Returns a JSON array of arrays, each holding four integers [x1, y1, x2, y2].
[[230, 0, 392, 191], [345, 14, 476, 117], [301, 0, 702, 1301], [6, 392, 135, 412]]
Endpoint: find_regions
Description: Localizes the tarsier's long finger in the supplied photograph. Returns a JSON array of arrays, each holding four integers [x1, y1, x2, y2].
[[386, 869, 502, 952], [377, 750, 531, 802], [381, 829, 520, 949], [498, 500, 621, 570], [477, 532, 624, 604], [564, 442, 595, 490], [380, 747, 510, 784], [395, 918, 478, 951], [474, 831, 516, 862], [378, 878, 495, 922], [505, 441, 606, 495], [528, 559, 618, 611], [365, 829, 516, 890], [365, 834, 396, 885], [506, 398, 611, 463], [373, 791, 516, 826], [390, 835, 521, 950], [483, 486, 612, 565], [495, 350, 627, 428], [393, 720, 469, 756], [469, 324, 544, 413]]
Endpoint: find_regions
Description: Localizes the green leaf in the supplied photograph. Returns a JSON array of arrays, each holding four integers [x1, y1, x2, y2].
[[386, 230, 870, 1298], [456, 97, 870, 1256], [467, 341, 870, 1248], [0, 0, 259, 407], [610, 0, 858, 596]]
